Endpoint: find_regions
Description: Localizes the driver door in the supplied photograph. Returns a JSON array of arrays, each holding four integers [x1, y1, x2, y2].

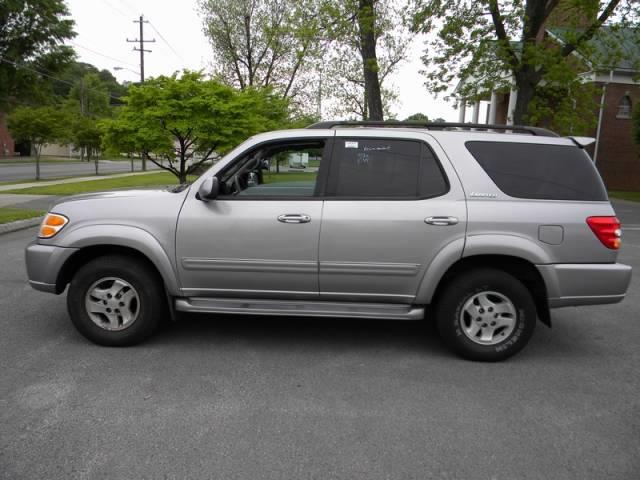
[[176, 135, 331, 299]]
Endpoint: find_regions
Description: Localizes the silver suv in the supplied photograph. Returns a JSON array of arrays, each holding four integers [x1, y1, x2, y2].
[[25, 121, 632, 361]]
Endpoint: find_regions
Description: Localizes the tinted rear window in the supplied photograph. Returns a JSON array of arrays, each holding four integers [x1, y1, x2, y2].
[[465, 141, 608, 201]]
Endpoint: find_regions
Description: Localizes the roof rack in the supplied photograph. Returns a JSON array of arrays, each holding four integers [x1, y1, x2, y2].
[[306, 120, 559, 137]]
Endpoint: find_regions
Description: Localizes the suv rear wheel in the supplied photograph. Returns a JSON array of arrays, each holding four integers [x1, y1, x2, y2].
[[435, 269, 536, 361], [67, 255, 164, 346]]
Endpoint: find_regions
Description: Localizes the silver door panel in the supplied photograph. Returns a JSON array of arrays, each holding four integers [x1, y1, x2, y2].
[[176, 199, 323, 297]]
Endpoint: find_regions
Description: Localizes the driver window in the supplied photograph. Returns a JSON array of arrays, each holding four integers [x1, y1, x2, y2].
[[219, 140, 325, 198]]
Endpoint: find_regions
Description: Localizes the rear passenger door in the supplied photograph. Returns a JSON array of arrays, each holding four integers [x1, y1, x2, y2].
[[318, 132, 467, 303]]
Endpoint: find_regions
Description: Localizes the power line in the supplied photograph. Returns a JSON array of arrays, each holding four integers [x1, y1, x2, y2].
[[114, 0, 138, 16], [71, 42, 139, 68], [127, 15, 155, 82], [0, 56, 123, 102], [148, 20, 186, 65], [98, 0, 129, 18]]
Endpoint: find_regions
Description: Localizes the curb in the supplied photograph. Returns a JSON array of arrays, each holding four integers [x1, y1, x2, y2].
[[0, 217, 43, 235]]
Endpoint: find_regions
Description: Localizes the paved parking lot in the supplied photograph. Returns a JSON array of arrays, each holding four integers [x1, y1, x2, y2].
[[1, 200, 638, 479]]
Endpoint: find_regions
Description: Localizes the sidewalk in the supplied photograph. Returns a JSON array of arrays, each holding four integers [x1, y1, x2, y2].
[[0, 169, 160, 192]]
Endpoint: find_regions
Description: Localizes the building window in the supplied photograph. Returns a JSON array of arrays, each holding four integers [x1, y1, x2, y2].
[[617, 95, 632, 119]]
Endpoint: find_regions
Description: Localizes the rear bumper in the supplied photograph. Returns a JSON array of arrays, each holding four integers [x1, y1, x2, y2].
[[537, 263, 632, 308], [25, 242, 79, 294]]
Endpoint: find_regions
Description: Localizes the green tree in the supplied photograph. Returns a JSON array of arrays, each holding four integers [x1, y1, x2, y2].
[[199, 0, 321, 110], [71, 116, 103, 173], [63, 72, 112, 164], [68, 72, 111, 118], [55, 62, 127, 104], [101, 71, 289, 183], [7, 106, 70, 179], [321, 0, 410, 120], [404, 113, 429, 122], [411, 0, 640, 131], [0, 0, 75, 108]]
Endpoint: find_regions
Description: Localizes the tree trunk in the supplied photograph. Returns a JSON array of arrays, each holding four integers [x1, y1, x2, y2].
[[179, 146, 187, 184], [513, 67, 541, 125], [35, 144, 41, 181], [92, 150, 99, 176], [358, 0, 384, 121]]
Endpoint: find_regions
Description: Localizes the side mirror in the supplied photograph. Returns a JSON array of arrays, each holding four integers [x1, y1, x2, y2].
[[197, 177, 219, 201]]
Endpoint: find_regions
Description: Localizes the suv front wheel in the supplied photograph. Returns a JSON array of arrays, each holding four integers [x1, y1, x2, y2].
[[435, 269, 536, 361], [67, 255, 164, 346]]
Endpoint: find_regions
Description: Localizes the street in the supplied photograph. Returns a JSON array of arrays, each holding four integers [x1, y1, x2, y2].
[[0, 160, 160, 182], [0, 201, 638, 479]]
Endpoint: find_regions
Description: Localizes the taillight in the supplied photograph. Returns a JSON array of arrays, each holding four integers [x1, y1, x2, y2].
[[586, 216, 621, 249]]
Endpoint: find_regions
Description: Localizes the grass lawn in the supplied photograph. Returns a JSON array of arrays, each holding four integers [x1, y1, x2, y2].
[[5, 172, 185, 195], [0, 208, 45, 224], [263, 171, 317, 183], [0, 175, 81, 186], [7, 171, 315, 196], [609, 191, 640, 202]]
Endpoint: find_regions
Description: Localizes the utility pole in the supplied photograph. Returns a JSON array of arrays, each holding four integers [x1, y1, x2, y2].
[[127, 15, 155, 83], [127, 14, 155, 170]]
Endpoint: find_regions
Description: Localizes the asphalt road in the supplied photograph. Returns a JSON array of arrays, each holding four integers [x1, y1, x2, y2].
[[0, 160, 160, 182], [1, 201, 639, 479]]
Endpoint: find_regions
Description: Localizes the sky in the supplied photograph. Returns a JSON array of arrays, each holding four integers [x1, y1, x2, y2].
[[65, 0, 459, 121]]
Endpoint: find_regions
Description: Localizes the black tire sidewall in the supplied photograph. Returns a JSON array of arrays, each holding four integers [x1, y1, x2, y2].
[[67, 255, 163, 346], [436, 269, 536, 361]]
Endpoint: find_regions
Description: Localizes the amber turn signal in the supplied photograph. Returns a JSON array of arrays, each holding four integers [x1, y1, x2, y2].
[[38, 213, 69, 239]]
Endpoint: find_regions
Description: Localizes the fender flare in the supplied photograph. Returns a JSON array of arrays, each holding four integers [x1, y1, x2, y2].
[[57, 224, 181, 295], [415, 234, 551, 304], [414, 237, 465, 304]]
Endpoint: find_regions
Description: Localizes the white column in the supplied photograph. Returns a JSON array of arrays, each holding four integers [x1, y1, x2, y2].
[[471, 101, 480, 123], [488, 91, 498, 124], [506, 88, 518, 125], [458, 100, 467, 123]]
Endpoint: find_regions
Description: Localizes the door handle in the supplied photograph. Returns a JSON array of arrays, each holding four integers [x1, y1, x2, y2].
[[425, 216, 459, 226], [277, 214, 311, 224]]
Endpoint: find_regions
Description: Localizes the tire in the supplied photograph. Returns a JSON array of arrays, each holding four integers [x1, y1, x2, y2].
[[435, 269, 536, 361], [67, 255, 165, 346]]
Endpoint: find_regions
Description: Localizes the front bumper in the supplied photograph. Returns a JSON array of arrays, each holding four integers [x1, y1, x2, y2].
[[537, 263, 632, 308], [25, 242, 79, 294]]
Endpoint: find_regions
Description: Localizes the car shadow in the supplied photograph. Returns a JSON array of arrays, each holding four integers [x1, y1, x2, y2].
[[151, 313, 449, 356]]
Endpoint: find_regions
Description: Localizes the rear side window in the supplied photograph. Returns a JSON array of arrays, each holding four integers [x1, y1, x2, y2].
[[328, 138, 448, 198], [466, 141, 608, 201]]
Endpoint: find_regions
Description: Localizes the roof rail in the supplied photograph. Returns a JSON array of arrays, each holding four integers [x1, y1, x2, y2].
[[306, 120, 559, 137]]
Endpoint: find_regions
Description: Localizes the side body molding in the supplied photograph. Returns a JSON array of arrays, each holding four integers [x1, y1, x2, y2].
[[414, 234, 552, 305], [57, 225, 181, 295]]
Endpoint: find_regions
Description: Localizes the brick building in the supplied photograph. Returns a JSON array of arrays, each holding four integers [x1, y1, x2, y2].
[[0, 113, 15, 157], [456, 27, 640, 192], [591, 76, 639, 191]]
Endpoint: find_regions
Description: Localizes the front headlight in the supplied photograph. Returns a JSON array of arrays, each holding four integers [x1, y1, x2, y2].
[[38, 213, 69, 239]]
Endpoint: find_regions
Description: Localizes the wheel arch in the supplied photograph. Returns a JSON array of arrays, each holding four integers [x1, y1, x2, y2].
[[420, 254, 551, 327], [54, 225, 180, 295]]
